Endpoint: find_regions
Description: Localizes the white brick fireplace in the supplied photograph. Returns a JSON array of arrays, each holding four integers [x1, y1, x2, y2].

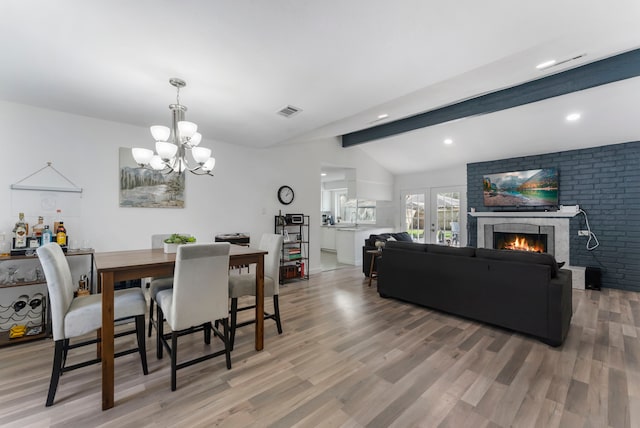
[[470, 210, 584, 289]]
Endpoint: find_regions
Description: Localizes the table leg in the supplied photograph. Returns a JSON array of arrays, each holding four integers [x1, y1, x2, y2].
[[255, 255, 264, 351], [100, 271, 115, 410]]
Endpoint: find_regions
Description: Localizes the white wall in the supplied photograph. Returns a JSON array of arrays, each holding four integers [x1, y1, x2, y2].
[[256, 137, 395, 271], [0, 101, 394, 275]]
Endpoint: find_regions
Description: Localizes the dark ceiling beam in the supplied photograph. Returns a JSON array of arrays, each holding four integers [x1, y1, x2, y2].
[[341, 48, 640, 147]]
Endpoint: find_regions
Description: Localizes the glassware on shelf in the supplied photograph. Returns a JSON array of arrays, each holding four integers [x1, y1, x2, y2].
[[0, 232, 10, 256], [5, 264, 18, 284]]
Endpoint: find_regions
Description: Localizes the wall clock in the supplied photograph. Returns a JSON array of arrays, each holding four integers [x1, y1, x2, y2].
[[277, 185, 294, 205]]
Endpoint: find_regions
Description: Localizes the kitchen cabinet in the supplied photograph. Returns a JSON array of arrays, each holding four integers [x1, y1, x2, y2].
[[320, 226, 336, 251], [335, 227, 393, 265]]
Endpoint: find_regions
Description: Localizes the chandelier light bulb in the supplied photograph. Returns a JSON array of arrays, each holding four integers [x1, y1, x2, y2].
[[156, 141, 178, 160], [149, 155, 165, 170], [150, 125, 170, 142], [178, 121, 198, 139], [192, 147, 212, 164], [203, 157, 216, 172], [190, 132, 202, 146], [132, 148, 154, 165]]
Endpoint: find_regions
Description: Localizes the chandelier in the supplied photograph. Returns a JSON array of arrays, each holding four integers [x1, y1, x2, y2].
[[132, 78, 215, 176]]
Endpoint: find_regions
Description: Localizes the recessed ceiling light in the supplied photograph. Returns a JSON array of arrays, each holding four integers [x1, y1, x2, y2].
[[321, 173, 327, 176], [377, 113, 389, 120], [536, 60, 557, 70], [444, 138, 453, 145], [566, 113, 581, 121], [536, 54, 586, 71]]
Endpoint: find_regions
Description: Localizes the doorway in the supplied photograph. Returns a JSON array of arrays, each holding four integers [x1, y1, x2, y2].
[[402, 186, 466, 246]]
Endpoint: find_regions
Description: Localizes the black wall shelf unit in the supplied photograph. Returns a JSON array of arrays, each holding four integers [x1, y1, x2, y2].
[[274, 214, 309, 284]]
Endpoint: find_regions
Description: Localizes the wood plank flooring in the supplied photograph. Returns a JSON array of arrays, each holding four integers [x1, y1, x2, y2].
[[1, 266, 639, 427]]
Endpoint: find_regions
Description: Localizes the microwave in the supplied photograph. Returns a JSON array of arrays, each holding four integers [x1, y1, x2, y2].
[[286, 214, 304, 224]]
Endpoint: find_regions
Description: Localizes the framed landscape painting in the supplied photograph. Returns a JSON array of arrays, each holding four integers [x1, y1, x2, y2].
[[118, 147, 185, 208]]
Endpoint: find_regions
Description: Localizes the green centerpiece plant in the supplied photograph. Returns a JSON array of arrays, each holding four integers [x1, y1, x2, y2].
[[163, 234, 196, 244], [163, 234, 196, 253]]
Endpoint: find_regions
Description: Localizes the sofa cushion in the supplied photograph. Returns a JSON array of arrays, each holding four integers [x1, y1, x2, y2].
[[476, 248, 559, 278], [426, 244, 476, 257], [366, 233, 392, 247], [385, 240, 428, 252], [391, 232, 413, 242]]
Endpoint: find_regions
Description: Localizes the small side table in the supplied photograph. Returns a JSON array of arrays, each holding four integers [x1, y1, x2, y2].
[[366, 249, 382, 287]]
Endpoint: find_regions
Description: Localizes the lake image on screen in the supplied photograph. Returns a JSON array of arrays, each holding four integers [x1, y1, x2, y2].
[[483, 169, 558, 207]]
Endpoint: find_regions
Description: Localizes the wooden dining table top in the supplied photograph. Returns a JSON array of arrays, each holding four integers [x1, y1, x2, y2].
[[94, 245, 267, 271]]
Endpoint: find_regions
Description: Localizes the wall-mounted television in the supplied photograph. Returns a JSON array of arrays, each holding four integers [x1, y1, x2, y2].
[[483, 168, 558, 208]]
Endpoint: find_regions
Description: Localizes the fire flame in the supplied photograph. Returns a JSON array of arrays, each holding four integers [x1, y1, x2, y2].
[[503, 236, 544, 253]]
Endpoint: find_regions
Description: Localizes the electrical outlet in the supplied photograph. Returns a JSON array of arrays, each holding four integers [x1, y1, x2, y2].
[[578, 230, 589, 236]]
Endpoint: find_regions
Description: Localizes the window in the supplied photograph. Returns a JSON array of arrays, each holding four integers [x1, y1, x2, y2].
[[404, 192, 425, 242], [335, 192, 376, 224]]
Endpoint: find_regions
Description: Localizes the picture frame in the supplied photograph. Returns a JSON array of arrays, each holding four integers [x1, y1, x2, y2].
[[118, 147, 185, 208]]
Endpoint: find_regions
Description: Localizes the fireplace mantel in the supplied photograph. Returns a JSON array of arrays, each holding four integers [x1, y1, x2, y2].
[[469, 211, 579, 218]]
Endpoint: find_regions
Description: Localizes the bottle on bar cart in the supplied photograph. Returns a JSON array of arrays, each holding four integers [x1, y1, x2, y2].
[[56, 222, 67, 246], [32, 216, 45, 238], [41, 225, 53, 244], [13, 212, 28, 249]]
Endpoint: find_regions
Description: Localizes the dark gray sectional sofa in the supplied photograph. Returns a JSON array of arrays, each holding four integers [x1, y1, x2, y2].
[[377, 241, 572, 346], [362, 232, 413, 277]]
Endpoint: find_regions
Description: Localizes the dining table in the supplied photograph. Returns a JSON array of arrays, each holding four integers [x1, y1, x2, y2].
[[94, 244, 267, 410]]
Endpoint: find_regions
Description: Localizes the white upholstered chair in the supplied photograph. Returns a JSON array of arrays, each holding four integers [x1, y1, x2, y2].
[[227, 233, 284, 349], [36, 242, 148, 406], [147, 234, 174, 337], [155, 242, 232, 391]]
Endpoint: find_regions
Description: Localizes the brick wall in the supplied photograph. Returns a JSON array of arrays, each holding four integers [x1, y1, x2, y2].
[[467, 141, 640, 291]]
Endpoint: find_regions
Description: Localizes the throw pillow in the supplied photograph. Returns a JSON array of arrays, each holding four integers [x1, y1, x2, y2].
[[392, 232, 413, 242]]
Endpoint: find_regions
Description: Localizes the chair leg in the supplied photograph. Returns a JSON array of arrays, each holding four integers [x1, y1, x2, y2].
[[204, 322, 211, 345], [148, 298, 154, 337], [171, 332, 178, 391], [61, 338, 70, 370], [273, 295, 283, 335], [46, 340, 65, 406], [222, 318, 232, 369], [135, 314, 149, 375], [157, 306, 164, 360], [230, 298, 238, 350]]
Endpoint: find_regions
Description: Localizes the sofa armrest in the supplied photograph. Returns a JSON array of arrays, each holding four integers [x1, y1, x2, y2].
[[546, 269, 572, 346]]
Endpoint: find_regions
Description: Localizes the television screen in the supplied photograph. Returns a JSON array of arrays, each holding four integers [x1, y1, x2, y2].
[[483, 168, 558, 207]]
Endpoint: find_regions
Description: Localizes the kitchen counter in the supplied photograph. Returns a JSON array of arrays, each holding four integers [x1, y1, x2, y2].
[[332, 226, 392, 265]]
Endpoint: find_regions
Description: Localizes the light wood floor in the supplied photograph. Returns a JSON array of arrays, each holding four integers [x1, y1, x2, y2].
[[1, 266, 639, 428]]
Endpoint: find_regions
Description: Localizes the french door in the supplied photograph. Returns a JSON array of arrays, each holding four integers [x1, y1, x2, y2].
[[430, 188, 463, 247], [402, 191, 426, 242], [402, 187, 465, 246]]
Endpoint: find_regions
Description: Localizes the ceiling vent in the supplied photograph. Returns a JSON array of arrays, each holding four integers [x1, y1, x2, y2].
[[277, 105, 302, 118]]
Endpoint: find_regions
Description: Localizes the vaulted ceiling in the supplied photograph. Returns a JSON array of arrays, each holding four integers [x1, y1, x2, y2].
[[2, 1, 639, 174]]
